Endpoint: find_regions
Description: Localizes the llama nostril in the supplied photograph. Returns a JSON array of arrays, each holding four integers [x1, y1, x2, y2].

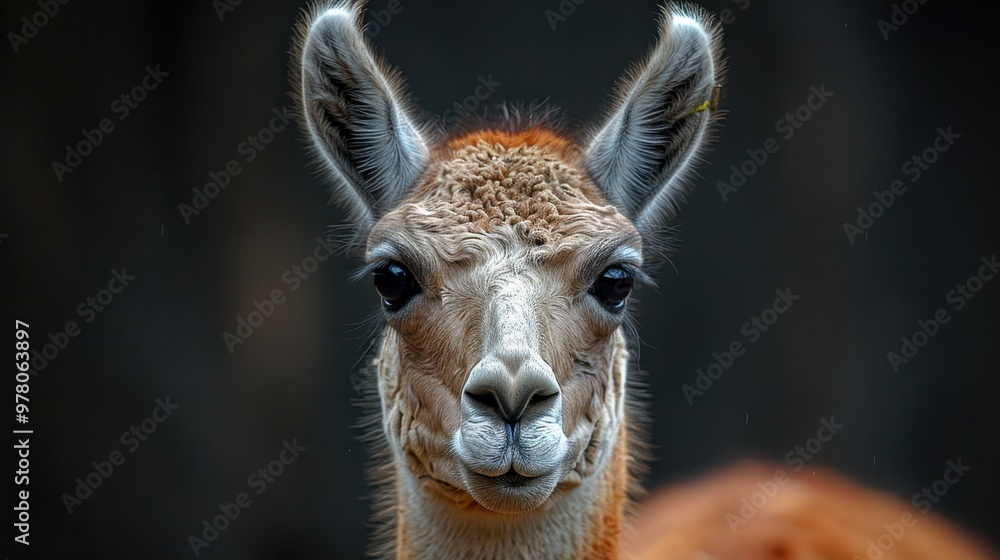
[[528, 391, 556, 407], [465, 390, 500, 411], [465, 388, 558, 426], [465, 389, 519, 421]]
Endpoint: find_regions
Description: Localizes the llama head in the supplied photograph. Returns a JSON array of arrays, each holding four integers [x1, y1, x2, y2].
[[294, 1, 723, 515]]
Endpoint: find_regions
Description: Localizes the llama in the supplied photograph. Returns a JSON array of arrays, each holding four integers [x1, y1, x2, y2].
[[291, 2, 994, 558]]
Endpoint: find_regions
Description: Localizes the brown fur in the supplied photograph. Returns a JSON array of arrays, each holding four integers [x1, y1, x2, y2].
[[625, 463, 996, 560], [395, 132, 634, 246], [583, 418, 631, 559]]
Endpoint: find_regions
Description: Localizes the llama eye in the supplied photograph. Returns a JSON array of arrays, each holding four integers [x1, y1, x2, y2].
[[372, 261, 419, 311], [590, 266, 634, 311]]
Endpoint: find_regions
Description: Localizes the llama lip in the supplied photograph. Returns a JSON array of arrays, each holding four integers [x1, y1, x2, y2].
[[490, 468, 537, 488], [463, 466, 560, 514]]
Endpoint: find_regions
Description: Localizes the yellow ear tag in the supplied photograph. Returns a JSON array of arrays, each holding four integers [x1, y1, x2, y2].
[[691, 100, 712, 113], [690, 85, 722, 114]]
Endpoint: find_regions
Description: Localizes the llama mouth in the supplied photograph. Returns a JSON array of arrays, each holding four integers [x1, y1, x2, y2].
[[462, 466, 560, 514], [467, 466, 546, 489], [490, 468, 537, 488], [453, 419, 571, 512]]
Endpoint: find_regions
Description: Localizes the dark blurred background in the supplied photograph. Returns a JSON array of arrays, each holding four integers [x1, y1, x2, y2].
[[3, 0, 998, 558]]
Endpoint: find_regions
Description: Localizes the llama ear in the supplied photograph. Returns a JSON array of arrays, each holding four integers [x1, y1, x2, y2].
[[585, 6, 723, 232], [295, 2, 429, 225]]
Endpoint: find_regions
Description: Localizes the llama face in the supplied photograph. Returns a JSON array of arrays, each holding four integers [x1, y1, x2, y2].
[[294, 0, 721, 517], [366, 133, 641, 513]]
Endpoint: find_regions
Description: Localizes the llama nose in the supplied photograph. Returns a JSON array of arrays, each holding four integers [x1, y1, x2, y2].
[[463, 355, 560, 431]]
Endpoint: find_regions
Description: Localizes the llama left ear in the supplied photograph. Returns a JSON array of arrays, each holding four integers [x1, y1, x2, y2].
[[295, 2, 429, 227], [585, 6, 723, 232]]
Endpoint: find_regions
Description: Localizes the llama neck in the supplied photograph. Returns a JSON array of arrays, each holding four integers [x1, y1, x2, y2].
[[392, 418, 630, 560]]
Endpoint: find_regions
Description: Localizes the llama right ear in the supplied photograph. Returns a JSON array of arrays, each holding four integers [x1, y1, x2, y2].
[[585, 7, 723, 234], [295, 2, 429, 225]]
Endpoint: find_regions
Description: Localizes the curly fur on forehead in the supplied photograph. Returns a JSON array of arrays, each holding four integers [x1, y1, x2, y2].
[[398, 130, 638, 248]]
